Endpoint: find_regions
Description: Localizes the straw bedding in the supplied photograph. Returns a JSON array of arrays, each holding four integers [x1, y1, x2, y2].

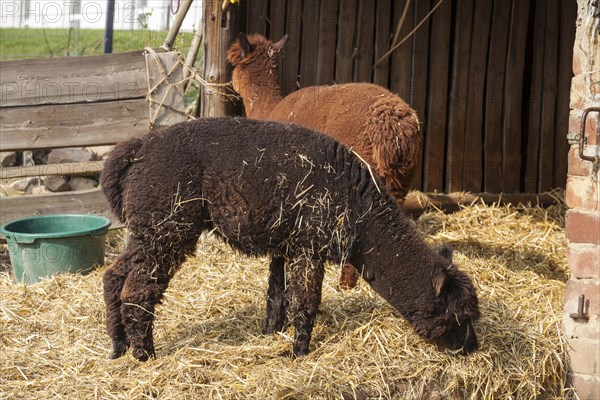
[[0, 193, 572, 399]]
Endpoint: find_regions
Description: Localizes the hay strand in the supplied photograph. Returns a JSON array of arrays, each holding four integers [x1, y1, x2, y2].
[[0, 194, 573, 399]]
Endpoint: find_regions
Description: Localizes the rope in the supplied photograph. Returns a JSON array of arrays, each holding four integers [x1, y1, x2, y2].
[[144, 47, 238, 127]]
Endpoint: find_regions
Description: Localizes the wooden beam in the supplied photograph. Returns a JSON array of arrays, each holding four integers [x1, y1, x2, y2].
[[201, 0, 236, 117], [0, 99, 148, 151], [0, 188, 119, 227], [1, 161, 105, 180], [402, 191, 558, 216], [0, 50, 155, 107]]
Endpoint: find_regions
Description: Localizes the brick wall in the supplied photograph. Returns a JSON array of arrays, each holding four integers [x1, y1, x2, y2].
[[563, 1, 600, 399]]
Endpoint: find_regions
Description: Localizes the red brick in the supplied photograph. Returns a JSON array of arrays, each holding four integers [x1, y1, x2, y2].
[[568, 146, 595, 177], [584, 113, 598, 146], [571, 373, 600, 400], [567, 244, 600, 279], [566, 209, 600, 244], [567, 337, 600, 376], [565, 279, 600, 319], [566, 176, 600, 210]]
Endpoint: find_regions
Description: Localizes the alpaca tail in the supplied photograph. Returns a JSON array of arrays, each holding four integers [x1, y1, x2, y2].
[[366, 96, 422, 203], [100, 137, 144, 223]]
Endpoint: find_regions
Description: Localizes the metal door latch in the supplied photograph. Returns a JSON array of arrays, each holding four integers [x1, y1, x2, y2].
[[570, 294, 590, 322], [578, 107, 600, 164]]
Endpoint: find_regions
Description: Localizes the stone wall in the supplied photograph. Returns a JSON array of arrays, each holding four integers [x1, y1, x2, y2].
[[563, 1, 600, 398]]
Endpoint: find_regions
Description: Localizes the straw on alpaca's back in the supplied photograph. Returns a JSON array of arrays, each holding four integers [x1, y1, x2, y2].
[[227, 33, 422, 203]]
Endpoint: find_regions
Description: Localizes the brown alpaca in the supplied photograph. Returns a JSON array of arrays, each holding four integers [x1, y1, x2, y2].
[[227, 33, 422, 289], [101, 117, 479, 362]]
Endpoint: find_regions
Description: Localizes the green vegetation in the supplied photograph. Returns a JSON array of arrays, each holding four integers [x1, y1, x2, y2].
[[0, 28, 195, 61]]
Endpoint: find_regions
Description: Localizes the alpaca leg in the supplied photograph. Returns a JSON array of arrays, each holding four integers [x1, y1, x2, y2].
[[118, 233, 199, 361], [103, 256, 130, 359], [263, 256, 287, 334], [119, 262, 173, 361], [285, 256, 325, 357], [338, 264, 359, 290]]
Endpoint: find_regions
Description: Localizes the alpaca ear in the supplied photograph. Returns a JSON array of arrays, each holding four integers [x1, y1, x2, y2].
[[439, 245, 453, 262], [239, 33, 251, 59], [433, 267, 447, 297], [272, 34, 289, 52]]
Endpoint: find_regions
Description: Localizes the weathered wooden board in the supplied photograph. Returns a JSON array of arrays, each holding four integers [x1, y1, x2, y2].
[[281, 0, 301, 95], [463, 0, 492, 192], [373, 0, 391, 88], [0, 99, 148, 151], [446, 0, 473, 192], [0, 187, 118, 227], [553, 0, 577, 188], [0, 161, 105, 180], [538, 0, 559, 192], [246, 0, 268, 35], [201, 0, 236, 118], [146, 50, 187, 127], [353, 0, 375, 83], [390, 0, 414, 101], [316, 0, 338, 85], [239, 0, 575, 195], [524, 0, 546, 193], [423, 0, 452, 192], [299, 0, 320, 87], [334, 0, 357, 84], [409, 0, 432, 190], [484, 0, 511, 193], [0, 50, 155, 108], [502, 0, 530, 192]]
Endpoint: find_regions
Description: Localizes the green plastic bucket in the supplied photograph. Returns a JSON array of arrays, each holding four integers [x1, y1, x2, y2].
[[0, 214, 111, 284]]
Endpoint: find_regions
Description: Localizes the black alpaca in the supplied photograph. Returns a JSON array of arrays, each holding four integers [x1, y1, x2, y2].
[[101, 117, 479, 361]]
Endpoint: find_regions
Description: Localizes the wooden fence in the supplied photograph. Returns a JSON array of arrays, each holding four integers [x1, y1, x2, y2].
[[0, 49, 186, 226], [239, 0, 576, 194]]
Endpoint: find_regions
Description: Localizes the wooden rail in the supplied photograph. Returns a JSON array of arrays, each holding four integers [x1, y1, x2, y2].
[[0, 49, 185, 227]]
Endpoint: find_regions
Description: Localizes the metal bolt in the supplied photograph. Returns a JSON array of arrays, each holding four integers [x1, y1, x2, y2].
[[570, 294, 590, 322]]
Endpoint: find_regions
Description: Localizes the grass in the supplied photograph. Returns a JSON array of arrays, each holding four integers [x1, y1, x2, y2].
[[0, 28, 196, 61]]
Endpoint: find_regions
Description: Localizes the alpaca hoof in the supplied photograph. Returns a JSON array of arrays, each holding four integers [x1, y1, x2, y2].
[[132, 347, 155, 362], [292, 344, 309, 358], [109, 339, 128, 359]]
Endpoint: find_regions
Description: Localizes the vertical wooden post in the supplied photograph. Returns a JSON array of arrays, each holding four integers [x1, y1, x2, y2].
[[164, 0, 194, 50], [201, 0, 236, 117]]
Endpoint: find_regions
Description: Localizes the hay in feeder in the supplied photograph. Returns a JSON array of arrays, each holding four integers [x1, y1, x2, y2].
[[0, 193, 573, 399]]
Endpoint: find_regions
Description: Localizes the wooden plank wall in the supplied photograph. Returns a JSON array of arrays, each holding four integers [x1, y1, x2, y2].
[[0, 49, 184, 226], [240, 0, 576, 194]]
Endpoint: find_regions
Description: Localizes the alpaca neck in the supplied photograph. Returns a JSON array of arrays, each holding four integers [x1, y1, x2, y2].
[[240, 76, 283, 120], [349, 207, 437, 321]]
